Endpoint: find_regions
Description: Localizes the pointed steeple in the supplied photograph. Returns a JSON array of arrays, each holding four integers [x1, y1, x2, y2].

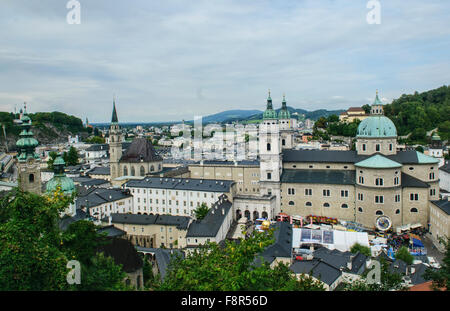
[[111, 97, 118, 123]]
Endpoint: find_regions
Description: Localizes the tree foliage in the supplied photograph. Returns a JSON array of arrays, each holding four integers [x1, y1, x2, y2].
[[395, 246, 414, 265], [0, 190, 128, 291], [350, 243, 372, 257], [384, 85, 450, 142], [193, 203, 210, 220], [159, 230, 325, 291]]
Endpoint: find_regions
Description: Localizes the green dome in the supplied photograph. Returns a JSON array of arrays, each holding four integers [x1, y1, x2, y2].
[[357, 116, 397, 138], [278, 94, 290, 119], [263, 109, 278, 119], [263, 90, 278, 120], [46, 175, 75, 194], [16, 137, 39, 148]]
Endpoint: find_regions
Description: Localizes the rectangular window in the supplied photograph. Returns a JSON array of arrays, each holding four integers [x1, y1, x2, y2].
[[305, 189, 312, 196], [323, 189, 330, 197], [375, 196, 384, 204], [358, 193, 364, 201], [341, 190, 348, 197], [376, 144, 380, 152], [267, 172, 272, 180]]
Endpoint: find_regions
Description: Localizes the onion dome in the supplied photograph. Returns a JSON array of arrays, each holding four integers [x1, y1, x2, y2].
[[278, 93, 291, 119], [263, 90, 277, 120], [16, 104, 40, 162], [46, 155, 75, 194]]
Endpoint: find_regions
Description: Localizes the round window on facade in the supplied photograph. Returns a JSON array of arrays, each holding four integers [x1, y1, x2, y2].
[[323, 203, 330, 208], [395, 209, 400, 214], [288, 201, 295, 206], [376, 210, 383, 215], [410, 208, 418, 213], [358, 207, 363, 213], [341, 204, 348, 209], [306, 202, 312, 207]]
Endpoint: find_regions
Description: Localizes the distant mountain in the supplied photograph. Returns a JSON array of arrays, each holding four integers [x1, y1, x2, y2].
[[199, 109, 263, 123], [219, 107, 345, 123]]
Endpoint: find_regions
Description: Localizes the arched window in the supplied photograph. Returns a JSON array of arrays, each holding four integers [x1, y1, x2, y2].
[[376, 210, 383, 215], [323, 203, 330, 208], [395, 209, 400, 214], [341, 204, 348, 209], [131, 166, 135, 176], [306, 202, 312, 207], [158, 164, 162, 170], [358, 207, 363, 213], [124, 166, 128, 176], [150, 165, 155, 172], [267, 143, 271, 151], [282, 139, 286, 146], [288, 201, 295, 206], [140, 166, 145, 176], [29, 174, 34, 183], [410, 208, 418, 213]]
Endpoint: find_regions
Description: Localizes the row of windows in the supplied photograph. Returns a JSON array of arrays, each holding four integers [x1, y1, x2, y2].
[[288, 189, 350, 197], [358, 207, 418, 214], [288, 193, 422, 205], [358, 177, 399, 186], [123, 164, 161, 176], [131, 188, 215, 199], [288, 201, 349, 208], [361, 143, 393, 152]]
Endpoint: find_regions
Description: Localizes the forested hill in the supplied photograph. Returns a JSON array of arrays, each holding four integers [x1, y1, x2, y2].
[[384, 85, 450, 142], [0, 111, 90, 150]]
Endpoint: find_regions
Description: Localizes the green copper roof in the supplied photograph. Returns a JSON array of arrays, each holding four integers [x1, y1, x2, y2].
[[372, 92, 383, 106], [357, 115, 397, 138], [46, 155, 75, 194], [278, 94, 291, 119], [16, 109, 40, 162], [355, 154, 402, 169], [46, 175, 75, 194], [432, 132, 441, 141], [416, 151, 439, 164], [263, 91, 277, 120]]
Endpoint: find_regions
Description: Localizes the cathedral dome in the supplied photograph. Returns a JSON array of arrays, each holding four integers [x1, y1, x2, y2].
[[46, 156, 75, 194], [356, 116, 397, 138], [46, 175, 75, 194]]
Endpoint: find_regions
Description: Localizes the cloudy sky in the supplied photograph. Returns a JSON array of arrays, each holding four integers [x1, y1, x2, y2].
[[0, 0, 449, 122]]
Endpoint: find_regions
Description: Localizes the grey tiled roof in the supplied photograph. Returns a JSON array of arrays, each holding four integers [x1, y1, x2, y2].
[[290, 259, 342, 286], [282, 149, 428, 165], [110, 213, 191, 230], [312, 247, 353, 270], [125, 177, 234, 192], [431, 199, 450, 215], [87, 166, 110, 175], [80, 178, 110, 187], [86, 144, 109, 151], [439, 161, 450, 173], [97, 225, 127, 237], [186, 198, 232, 238], [401, 172, 430, 188], [120, 138, 162, 163], [281, 169, 356, 185], [254, 222, 293, 266], [76, 188, 132, 209]]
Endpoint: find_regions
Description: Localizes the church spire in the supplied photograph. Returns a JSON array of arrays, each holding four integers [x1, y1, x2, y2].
[[111, 97, 118, 123]]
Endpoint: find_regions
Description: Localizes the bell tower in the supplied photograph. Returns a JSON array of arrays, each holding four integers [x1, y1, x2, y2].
[[109, 97, 122, 181], [259, 91, 282, 215], [16, 103, 42, 194]]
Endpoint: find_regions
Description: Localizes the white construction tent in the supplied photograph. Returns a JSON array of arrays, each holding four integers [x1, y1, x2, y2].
[[292, 228, 370, 252]]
